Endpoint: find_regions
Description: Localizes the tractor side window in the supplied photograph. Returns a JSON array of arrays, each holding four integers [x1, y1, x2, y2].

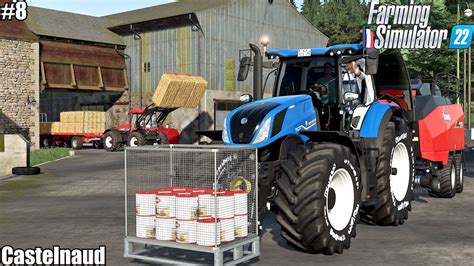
[[279, 64, 302, 96]]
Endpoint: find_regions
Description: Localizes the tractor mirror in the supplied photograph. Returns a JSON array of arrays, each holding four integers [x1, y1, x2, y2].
[[365, 48, 379, 75], [238, 57, 252, 81], [240, 94, 253, 103]]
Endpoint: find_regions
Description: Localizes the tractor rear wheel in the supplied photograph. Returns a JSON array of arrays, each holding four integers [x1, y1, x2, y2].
[[430, 156, 457, 198], [455, 153, 464, 193], [275, 142, 361, 254], [103, 131, 121, 152], [128, 132, 146, 147], [361, 119, 414, 226], [158, 132, 169, 144]]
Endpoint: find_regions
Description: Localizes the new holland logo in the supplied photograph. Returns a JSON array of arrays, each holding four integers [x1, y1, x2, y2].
[[241, 118, 248, 125], [295, 119, 317, 132]]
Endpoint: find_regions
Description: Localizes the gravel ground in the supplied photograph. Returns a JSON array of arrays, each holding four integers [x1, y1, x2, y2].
[[0, 149, 472, 265]]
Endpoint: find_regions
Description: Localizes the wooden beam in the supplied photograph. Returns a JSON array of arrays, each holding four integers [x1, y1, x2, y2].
[[98, 66, 105, 89], [40, 61, 47, 85], [70, 64, 77, 87], [123, 68, 129, 90]]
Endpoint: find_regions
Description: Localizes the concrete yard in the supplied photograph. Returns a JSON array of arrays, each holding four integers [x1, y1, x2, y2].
[[0, 149, 473, 265]]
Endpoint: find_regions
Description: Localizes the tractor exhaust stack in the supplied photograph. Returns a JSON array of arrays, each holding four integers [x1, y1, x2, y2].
[[250, 43, 263, 100]]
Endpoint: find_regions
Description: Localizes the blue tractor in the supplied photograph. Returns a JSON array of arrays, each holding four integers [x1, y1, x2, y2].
[[199, 44, 415, 254]]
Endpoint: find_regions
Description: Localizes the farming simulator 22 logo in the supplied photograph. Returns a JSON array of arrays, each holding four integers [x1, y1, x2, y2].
[[365, 0, 473, 49]]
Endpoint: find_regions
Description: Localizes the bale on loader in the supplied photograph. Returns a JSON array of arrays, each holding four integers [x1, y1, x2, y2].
[[151, 73, 208, 109]]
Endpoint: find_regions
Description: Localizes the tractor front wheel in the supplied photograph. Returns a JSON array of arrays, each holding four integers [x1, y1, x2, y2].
[[275, 142, 361, 254], [128, 132, 146, 147]]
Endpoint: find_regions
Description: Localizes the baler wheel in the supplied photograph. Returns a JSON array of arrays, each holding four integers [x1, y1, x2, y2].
[[455, 153, 464, 193], [430, 156, 457, 198], [275, 142, 361, 254]]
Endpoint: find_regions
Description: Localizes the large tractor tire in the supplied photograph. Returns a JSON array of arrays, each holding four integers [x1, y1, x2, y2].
[[128, 132, 146, 147], [361, 119, 414, 226], [430, 155, 457, 198], [275, 143, 361, 254], [103, 131, 121, 152], [455, 153, 464, 193]]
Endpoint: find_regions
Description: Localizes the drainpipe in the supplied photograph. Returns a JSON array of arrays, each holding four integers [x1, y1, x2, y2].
[[130, 25, 142, 109]]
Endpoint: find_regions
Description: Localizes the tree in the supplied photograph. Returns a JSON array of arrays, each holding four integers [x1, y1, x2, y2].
[[289, 0, 297, 8], [403, 1, 457, 80], [302, 0, 368, 45]]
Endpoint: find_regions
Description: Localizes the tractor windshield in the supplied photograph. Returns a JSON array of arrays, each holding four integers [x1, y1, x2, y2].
[[274, 57, 338, 105]]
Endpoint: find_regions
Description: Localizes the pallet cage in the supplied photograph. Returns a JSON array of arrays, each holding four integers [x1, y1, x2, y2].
[[124, 145, 259, 265]]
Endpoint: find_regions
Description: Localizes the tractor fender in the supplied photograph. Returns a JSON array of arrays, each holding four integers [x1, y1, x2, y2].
[[359, 101, 394, 139], [278, 134, 304, 160], [360, 104, 406, 151], [299, 131, 360, 165], [104, 128, 124, 143]]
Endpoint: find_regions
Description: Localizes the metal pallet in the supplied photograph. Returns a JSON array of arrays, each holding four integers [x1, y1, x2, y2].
[[124, 234, 260, 265]]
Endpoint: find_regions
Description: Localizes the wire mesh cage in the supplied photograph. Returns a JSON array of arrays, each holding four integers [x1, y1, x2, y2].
[[125, 145, 258, 249]]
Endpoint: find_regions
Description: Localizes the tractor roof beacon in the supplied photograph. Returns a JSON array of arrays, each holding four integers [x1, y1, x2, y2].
[[197, 43, 464, 255]]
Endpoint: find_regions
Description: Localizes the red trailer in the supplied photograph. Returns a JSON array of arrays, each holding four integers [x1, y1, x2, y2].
[[41, 132, 104, 150], [41, 105, 180, 150]]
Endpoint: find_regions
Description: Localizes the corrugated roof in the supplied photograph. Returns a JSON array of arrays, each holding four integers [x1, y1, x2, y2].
[[25, 7, 124, 45], [105, 0, 229, 26]]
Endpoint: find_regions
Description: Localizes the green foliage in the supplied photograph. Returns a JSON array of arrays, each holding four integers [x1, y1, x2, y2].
[[402, 1, 457, 80], [30, 148, 71, 166], [301, 0, 460, 84], [302, 0, 368, 45]]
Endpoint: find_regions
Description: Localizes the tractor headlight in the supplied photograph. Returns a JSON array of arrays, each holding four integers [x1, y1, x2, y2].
[[253, 117, 272, 144], [222, 118, 230, 143]]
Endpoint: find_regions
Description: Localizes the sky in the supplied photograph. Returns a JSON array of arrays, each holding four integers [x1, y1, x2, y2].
[[28, 0, 304, 16]]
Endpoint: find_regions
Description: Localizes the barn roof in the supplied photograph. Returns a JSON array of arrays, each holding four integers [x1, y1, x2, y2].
[[105, 0, 229, 26], [25, 7, 124, 45]]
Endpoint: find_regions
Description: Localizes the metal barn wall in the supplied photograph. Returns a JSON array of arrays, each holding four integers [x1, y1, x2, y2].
[[123, 0, 328, 97], [196, 0, 328, 93]]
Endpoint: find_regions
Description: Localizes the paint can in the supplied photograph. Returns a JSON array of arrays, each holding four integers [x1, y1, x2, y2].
[[176, 192, 198, 220], [197, 218, 221, 246], [220, 217, 235, 242], [136, 215, 155, 238], [171, 187, 188, 193], [156, 190, 176, 218], [136, 190, 157, 216], [175, 219, 197, 244], [212, 191, 235, 219], [232, 190, 248, 215], [155, 217, 176, 241], [195, 189, 213, 219], [234, 214, 248, 238]]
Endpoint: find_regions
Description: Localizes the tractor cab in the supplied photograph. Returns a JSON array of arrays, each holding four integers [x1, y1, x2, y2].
[[265, 44, 415, 131]]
